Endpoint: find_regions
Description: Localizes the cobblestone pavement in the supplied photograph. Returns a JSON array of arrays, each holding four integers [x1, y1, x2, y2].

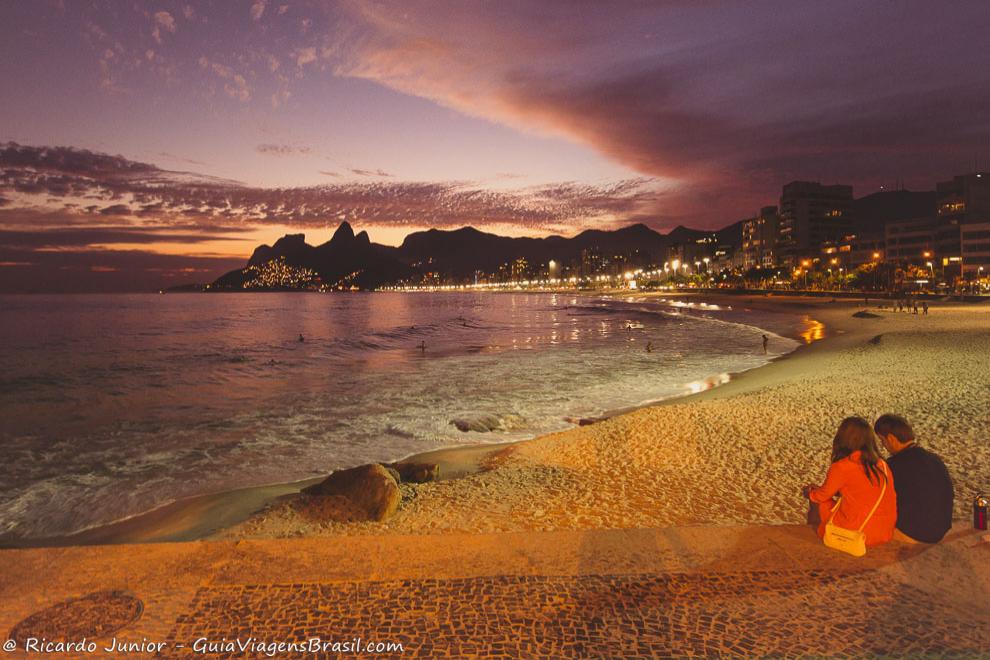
[[3, 527, 988, 658], [9, 591, 143, 646], [163, 569, 989, 658]]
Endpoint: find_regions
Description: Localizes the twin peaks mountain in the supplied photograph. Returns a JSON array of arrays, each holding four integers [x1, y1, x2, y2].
[[214, 222, 411, 290], [212, 221, 723, 290]]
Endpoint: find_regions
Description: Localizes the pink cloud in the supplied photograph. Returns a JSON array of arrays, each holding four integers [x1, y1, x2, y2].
[[327, 1, 990, 227], [152, 11, 175, 44], [250, 1, 267, 21], [0, 143, 655, 235], [198, 57, 251, 102], [295, 46, 317, 67]]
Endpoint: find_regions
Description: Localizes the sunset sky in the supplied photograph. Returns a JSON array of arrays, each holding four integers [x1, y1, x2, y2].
[[1, 0, 988, 291]]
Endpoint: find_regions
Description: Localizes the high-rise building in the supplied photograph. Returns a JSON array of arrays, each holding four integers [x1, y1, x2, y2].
[[741, 206, 780, 268], [580, 247, 603, 278], [849, 189, 935, 267], [885, 217, 937, 263], [937, 173, 990, 278], [777, 181, 853, 264], [510, 257, 529, 281]]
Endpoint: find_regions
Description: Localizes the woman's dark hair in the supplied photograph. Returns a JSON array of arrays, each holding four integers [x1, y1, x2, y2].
[[831, 416, 886, 484]]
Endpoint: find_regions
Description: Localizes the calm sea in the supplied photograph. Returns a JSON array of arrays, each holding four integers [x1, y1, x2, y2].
[[0, 292, 802, 540]]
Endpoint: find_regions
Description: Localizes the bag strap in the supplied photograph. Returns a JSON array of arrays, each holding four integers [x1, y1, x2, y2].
[[826, 496, 842, 524], [825, 462, 889, 531], [857, 462, 888, 532]]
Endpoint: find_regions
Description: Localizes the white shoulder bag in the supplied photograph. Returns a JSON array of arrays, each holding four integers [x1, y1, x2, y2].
[[822, 462, 888, 557]]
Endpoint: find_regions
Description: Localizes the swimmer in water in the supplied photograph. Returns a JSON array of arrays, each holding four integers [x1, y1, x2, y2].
[[298, 333, 304, 342], [762, 334, 768, 354], [646, 341, 653, 353]]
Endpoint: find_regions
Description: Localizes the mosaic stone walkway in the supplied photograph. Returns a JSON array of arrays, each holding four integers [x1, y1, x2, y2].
[[162, 569, 988, 658], [3, 526, 988, 658]]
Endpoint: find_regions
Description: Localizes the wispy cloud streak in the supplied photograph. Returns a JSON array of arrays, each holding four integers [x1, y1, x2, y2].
[[0, 143, 656, 234]]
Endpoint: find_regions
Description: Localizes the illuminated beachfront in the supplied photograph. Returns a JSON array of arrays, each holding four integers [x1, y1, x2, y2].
[[1, 2, 988, 657]]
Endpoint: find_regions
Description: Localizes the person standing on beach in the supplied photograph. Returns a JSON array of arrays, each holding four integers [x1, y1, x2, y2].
[[912, 300, 919, 314], [874, 414, 953, 544], [923, 301, 929, 315], [762, 334, 769, 354]]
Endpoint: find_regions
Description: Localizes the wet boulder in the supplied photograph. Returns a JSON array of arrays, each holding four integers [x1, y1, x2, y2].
[[301, 463, 400, 521]]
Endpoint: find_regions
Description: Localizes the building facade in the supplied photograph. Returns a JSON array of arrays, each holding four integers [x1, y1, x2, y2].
[[740, 205, 780, 269], [777, 181, 854, 264], [938, 173, 990, 277]]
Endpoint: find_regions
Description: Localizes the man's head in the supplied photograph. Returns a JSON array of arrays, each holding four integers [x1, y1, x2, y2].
[[874, 414, 915, 454]]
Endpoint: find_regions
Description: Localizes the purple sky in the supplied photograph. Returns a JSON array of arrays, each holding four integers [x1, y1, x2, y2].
[[1, 0, 988, 291]]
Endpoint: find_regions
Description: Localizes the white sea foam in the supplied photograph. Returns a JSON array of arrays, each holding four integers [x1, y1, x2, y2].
[[0, 292, 801, 539]]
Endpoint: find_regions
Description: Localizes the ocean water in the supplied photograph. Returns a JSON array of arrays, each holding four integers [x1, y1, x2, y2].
[[0, 292, 803, 540]]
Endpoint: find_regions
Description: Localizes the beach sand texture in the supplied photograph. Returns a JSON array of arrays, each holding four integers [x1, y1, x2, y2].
[[222, 298, 990, 540]]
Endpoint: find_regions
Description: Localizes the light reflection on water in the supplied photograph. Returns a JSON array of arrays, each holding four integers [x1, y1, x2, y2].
[[0, 292, 801, 539], [800, 317, 827, 343]]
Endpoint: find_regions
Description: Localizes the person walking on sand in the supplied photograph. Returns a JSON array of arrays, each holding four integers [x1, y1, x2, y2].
[[762, 334, 769, 354], [912, 300, 919, 314], [874, 414, 953, 544], [802, 417, 897, 548], [922, 301, 929, 315]]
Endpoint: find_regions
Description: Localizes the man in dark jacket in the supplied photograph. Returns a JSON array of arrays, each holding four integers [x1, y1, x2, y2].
[[874, 414, 954, 543]]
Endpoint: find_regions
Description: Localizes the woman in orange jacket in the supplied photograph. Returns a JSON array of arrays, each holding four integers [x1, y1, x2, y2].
[[803, 417, 897, 546]]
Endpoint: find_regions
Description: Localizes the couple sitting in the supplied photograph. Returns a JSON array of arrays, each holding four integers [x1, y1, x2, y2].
[[802, 414, 953, 548]]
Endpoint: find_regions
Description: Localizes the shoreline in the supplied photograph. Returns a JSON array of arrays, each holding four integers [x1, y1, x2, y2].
[[1, 440, 528, 548], [222, 294, 989, 539], [2, 292, 839, 548], [10, 293, 987, 546]]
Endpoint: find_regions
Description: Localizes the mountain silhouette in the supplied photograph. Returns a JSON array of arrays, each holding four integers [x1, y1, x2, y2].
[[212, 221, 718, 290]]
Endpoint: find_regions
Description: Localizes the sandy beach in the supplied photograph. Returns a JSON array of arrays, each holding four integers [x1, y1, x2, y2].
[[211, 294, 989, 541]]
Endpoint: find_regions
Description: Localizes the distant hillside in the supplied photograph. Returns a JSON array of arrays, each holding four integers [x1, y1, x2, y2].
[[212, 221, 723, 290], [396, 223, 671, 278], [852, 190, 936, 235]]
